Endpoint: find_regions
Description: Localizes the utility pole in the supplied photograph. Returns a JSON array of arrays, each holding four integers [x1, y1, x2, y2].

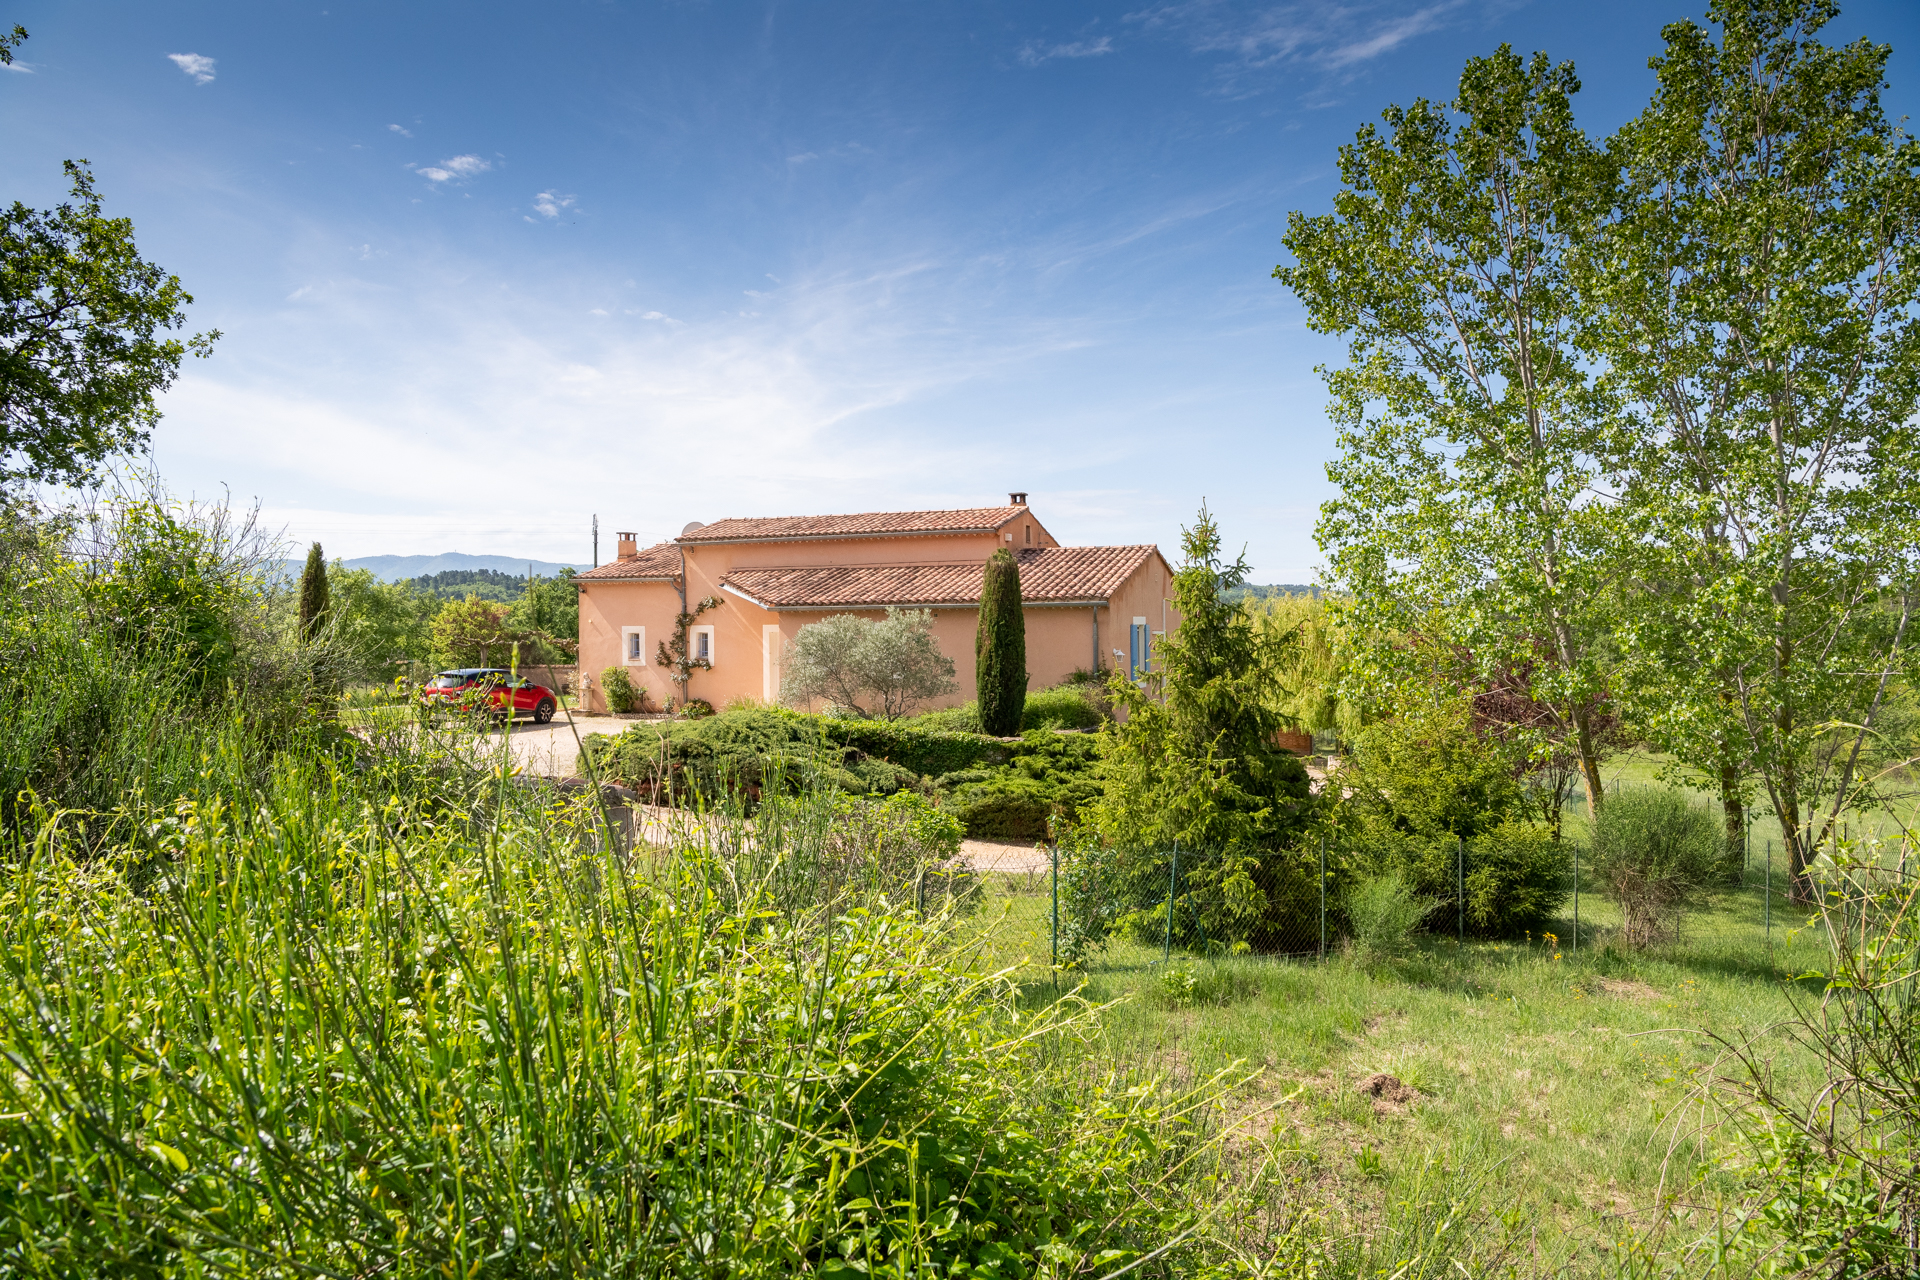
[[592, 515, 599, 568]]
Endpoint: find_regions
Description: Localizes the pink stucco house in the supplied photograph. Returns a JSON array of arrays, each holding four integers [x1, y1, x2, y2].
[[574, 494, 1176, 714]]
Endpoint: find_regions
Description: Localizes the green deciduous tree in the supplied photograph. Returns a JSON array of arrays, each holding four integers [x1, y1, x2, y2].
[[431, 595, 511, 669], [507, 568, 579, 644], [326, 565, 434, 681], [1585, 0, 1920, 899], [975, 549, 1026, 736], [2, 161, 219, 486], [1279, 46, 1624, 818]]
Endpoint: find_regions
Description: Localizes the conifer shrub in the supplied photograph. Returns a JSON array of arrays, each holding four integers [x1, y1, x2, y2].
[[1087, 506, 1322, 951], [297, 540, 329, 641], [974, 548, 1027, 736]]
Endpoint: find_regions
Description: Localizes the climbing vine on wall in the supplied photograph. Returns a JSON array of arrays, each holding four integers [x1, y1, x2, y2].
[[656, 595, 722, 707]]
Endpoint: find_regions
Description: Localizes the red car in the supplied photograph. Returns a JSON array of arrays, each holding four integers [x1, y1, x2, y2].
[[420, 669, 560, 723]]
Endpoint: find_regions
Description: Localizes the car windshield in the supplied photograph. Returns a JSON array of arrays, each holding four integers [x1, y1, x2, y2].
[[427, 674, 469, 689]]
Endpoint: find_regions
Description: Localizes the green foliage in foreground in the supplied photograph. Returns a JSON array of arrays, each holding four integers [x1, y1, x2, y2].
[[0, 749, 1234, 1277], [0, 496, 316, 833]]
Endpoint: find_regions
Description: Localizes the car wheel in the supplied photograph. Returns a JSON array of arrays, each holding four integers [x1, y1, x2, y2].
[[533, 698, 555, 724]]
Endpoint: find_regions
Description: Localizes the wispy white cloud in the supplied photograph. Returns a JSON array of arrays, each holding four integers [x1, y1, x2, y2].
[[1, 60, 32, 74], [786, 143, 872, 168], [1124, 0, 1465, 90], [1017, 35, 1115, 67], [1322, 2, 1460, 66], [167, 52, 216, 84], [388, 123, 412, 137], [418, 154, 491, 182], [532, 190, 575, 218]]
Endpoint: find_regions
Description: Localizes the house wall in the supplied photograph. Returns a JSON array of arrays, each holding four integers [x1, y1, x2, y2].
[[575, 578, 684, 712]]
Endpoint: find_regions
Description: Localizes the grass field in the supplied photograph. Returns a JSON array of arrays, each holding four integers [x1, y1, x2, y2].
[[963, 858, 1838, 1273]]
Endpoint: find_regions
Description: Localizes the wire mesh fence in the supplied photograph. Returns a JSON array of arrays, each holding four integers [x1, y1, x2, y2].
[[1037, 827, 1916, 968]]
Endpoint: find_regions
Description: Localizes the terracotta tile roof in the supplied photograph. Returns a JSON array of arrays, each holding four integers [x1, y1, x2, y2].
[[721, 545, 1158, 609], [575, 541, 681, 581], [678, 506, 1024, 543]]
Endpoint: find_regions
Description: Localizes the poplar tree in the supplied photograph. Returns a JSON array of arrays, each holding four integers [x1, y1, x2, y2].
[[1585, 0, 1920, 899], [1278, 46, 1622, 813], [975, 549, 1027, 736], [298, 542, 330, 643]]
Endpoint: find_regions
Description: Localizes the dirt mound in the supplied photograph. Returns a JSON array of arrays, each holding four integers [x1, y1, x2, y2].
[[1356, 1073, 1417, 1113]]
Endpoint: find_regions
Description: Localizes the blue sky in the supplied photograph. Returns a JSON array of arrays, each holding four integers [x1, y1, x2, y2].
[[6, 1, 1917, 577]]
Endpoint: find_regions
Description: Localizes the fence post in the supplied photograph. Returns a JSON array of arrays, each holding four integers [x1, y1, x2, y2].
[[1765, 839, 1772, 942], [1050, 842, 1059, 968], [1572, 838, 1579, 958], [1457, 835, 1465, 949], [1165, 844, 1178, 965], [1319, 833, 1327, 962]]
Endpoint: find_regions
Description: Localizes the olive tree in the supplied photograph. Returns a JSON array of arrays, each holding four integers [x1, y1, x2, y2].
[[781, 608, 956, 720]]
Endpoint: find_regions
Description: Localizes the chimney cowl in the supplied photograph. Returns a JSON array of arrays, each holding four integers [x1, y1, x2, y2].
[[616, 531, 638, 559], [1009, 491, 1028, 506]]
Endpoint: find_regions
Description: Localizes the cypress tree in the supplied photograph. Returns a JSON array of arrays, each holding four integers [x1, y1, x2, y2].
[[975, 548, 1027, 736], [298, 541, 330, 643]]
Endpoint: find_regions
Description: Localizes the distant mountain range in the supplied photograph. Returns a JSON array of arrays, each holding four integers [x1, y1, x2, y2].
[[342, 553, 583, 583]]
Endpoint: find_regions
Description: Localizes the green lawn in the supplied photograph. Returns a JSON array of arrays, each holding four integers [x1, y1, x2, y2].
[[962, 866, 1835, 1271]]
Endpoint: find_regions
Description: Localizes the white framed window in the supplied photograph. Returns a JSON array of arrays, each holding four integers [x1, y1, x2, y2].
[[691, 624, 716, 665], [1129, 617, 1150, 680], [763, 624, 783, 700], [621, 626, 647, 666]]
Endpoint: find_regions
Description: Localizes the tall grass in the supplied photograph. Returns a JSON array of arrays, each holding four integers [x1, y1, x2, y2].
[[0, 721, 1257, 1275]]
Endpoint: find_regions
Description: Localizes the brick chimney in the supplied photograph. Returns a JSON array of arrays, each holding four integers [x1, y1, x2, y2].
[[616, 531, 637, 559], [1009, 491, 1028, 506]]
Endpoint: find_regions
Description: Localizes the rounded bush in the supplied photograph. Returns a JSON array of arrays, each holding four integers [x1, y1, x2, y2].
[[1590, 787, 1723, 947]]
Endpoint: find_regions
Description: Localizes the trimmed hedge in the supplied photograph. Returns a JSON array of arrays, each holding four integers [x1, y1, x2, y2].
[[936, 731, 1105, 841], [585, 708, 1107, 842], [817, 718, 1007, 777]]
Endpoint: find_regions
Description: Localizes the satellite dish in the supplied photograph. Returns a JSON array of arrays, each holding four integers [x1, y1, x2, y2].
[[680, 521, 707, 536]]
